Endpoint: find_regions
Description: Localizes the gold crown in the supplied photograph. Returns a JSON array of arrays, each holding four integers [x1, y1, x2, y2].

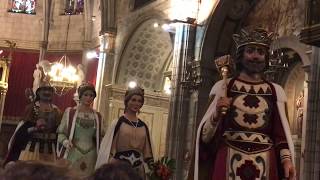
[[233, 28, 274, 49]]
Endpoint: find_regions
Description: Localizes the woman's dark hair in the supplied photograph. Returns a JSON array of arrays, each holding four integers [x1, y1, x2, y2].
[[92, 162, 142, 180], [35, 86, 54, 102], [78, 83, 96, 99], [1, 161, 79, 180]]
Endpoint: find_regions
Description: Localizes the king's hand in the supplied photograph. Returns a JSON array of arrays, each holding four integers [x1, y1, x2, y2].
[[282, 159, 296, 180]]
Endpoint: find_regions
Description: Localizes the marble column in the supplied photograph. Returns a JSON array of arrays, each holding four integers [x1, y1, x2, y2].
[[302, 47, 320, 179], [166, 23, 196, 180]]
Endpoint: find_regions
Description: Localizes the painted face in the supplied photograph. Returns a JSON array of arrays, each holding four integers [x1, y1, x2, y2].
[[241, 45, 267, 74], [38, 89, 53, 102], [126, 95, 143, 113], [80, 90, 95, 106]]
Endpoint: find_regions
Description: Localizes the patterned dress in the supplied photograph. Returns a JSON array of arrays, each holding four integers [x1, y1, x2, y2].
[[57, 108, 101, 177], [3, 102, 61, 165], [200, 77, 292, 180], [97, 116, 154, 180]]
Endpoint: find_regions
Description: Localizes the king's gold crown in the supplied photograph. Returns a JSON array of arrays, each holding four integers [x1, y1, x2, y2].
[[233, 28, 274, 49]]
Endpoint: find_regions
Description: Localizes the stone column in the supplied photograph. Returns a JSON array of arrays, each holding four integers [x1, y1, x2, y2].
[[94, 33, 115, 114], [82, 0, 94, 75], [166, 23, 196, 180], [298, 64, 310, 180], [39, 0, 51, 62], [302, 47, 320, 180], [100, 0, 116, 33], [93, 0, 116, 115]]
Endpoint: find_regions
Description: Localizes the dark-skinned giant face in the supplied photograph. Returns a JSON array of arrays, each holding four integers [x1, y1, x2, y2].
[[240, 44, 268, 74], [35, 86, 54, 102], [233, 28, 273, 74]]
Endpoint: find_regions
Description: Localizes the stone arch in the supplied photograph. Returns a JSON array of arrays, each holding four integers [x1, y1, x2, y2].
[[267, 36, 310, 139], [196, 0, 257, 121], [114, 15, 173, 91], [272, 36, 310, 67], [284, 62, 305, 136], [200, 0, 256, 69]]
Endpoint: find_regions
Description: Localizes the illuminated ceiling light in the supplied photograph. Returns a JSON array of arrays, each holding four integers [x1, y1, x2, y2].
[[48, 55, 79, 96], [161, 23, 171, 31], [128, 81, 137, 89], [164, 88, 171, 95], [153, 22, 159, 28], [163, 77, 172, 95], [86, 51, 98, 59]]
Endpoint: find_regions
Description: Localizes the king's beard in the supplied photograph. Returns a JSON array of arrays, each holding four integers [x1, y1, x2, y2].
[[241, 59, 266, 75]]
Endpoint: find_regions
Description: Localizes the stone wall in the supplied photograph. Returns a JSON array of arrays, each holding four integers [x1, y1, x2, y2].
[[0, 1, 100, 51], [47, 1, 85, 51], [0, 1, 43, 49]]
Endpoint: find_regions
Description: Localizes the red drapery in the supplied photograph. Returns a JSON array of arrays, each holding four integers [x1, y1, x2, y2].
[[3, 51, 98, 120], [4, 50, 39, 119], [86, 57, 99, 85]]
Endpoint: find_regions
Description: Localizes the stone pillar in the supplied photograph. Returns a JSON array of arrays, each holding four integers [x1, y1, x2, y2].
[[94, 33, 115, 114], [81, 0, 95, 78], [94, 0, 116, 115], [299, 64, 310, 180], [302, 47, 320, 180], [39, 0, 51, 62], [100, 0, 116, 34], [166, 23, 196, 180]]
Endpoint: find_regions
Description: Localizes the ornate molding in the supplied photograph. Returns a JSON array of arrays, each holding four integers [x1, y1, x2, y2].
[[300, 24, 320, 47], [299, 0, 320, 47]]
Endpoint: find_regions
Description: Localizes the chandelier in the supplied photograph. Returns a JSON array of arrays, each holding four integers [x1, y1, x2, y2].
[[48, 54, 78, 96], [269, 49, 288, 69], [47, 15, 80, 96], [264, 39, 289, 81]]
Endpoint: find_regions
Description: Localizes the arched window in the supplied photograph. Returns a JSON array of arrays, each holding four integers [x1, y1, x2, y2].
[[9, 0, 36, 14], [65, 0, 84, 15]]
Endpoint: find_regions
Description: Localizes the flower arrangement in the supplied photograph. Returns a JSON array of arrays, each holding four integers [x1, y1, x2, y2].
[[148, 157, 176, 180]]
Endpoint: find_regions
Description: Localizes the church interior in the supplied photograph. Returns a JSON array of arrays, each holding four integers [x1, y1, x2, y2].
[[0, 0, 319, 179]]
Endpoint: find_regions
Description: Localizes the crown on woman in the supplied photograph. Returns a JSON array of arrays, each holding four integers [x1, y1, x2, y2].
[[125, 86, 144, 97], [232, 28, 275, 49], [79, 82, 95, 89]]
